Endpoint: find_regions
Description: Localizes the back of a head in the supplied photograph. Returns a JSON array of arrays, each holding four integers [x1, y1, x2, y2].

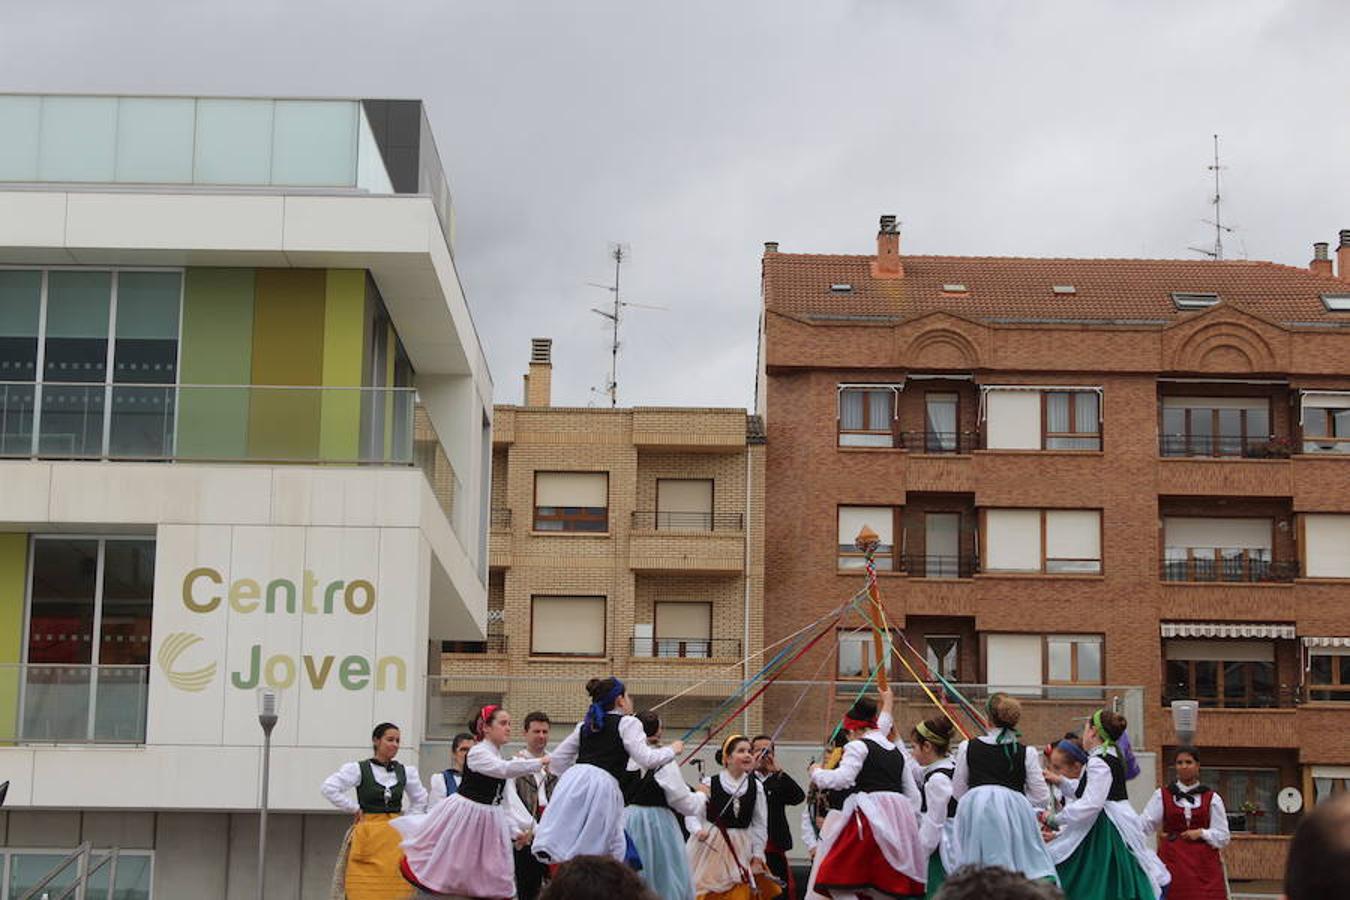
[[1285, 792, 1350, 900], [540, 855, 659, 900], [935, 865, 1064, 900]]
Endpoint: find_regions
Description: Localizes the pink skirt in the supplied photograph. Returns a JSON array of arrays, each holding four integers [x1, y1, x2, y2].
[[391, 795, 515, 898]]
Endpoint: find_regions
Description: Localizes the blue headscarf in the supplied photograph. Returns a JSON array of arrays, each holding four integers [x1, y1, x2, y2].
[[585, 678, 626, 733], [1056, 739, 1089, 765]]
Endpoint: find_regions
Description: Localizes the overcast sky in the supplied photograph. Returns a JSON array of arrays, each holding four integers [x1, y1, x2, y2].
[[3, 1, 1347, 408]]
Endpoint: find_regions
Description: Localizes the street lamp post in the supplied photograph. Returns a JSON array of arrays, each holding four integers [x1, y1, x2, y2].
[[256, 687, 279, 900]]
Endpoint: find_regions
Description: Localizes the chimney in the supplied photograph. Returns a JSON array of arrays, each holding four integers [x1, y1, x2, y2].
[[1310, 242, 1333, 278], [872, 214, 903, 279], [1339, 230, 1350, 283], [524, 338, 552, 407], [764, 241, 779, 254]]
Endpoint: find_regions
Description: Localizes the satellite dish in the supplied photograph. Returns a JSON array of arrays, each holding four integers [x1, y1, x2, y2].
[[1278, 786, 1302, 815]]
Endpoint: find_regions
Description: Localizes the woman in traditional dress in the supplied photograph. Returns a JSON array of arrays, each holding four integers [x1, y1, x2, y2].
[[428, 732, 476, 806], [949, 693, 1058, 884], [1141, 746, 1231, 900], [322, 722, 429, 900], [911, 714, 960, 900], [623, 711, 703, 900], [1042, 733, 1089, 821], [808, 687, 927, 898], [801, 731, 848, 900], [686, 734, 782, 900], [391, 705, 546, 898], [533, 677, 684, 865], [1044, 709, 1159, 900]]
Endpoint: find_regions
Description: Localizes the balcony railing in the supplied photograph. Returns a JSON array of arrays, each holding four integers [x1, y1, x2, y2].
[[1301, 436, 1350, 455], [1163, 683, 1301, 710], [0, 664, 148, 744], [0, 381, 416, 464], [1160, 433, 1292, 459], [1160, 556, 1298, 583], [629, 637, 743, 660], [898, 431, 981, 454], [899, 553, 980, 578], [631, 511, 745, 531]]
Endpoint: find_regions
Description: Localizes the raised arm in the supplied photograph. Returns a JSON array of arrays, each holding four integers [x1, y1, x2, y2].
[[769, 771, 807, 807], [403, 765, 428, 813], [1052, 756, 1109, 831], [320, 762, 361, 814], [656, 761, 705, 818], [548, 724, 581, 775], [811, 740, 865, 790], [619, 715, 676, 770]]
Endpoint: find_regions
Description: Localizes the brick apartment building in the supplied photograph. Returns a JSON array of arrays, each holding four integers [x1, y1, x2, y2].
[[758, 216, 1350, 881], [431, 339, 766, 734]]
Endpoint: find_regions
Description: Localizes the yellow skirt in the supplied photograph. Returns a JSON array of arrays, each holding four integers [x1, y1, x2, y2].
[[332, 813, 414, 900], [699, 874, 783, 900]]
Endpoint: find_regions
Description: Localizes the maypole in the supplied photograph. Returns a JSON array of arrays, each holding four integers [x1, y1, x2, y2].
[[854, 525, 890, 693]]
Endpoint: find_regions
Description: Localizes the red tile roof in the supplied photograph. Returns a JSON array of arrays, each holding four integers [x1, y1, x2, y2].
[[762, 253, 1350, 325]]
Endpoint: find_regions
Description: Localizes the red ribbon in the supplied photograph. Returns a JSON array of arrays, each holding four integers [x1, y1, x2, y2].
[[842, 715, 877, 733]]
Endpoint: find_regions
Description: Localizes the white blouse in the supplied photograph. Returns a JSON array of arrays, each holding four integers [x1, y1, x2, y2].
[[949, 728, 1051, 809], [918, 758, 956, 857], [626, 756, 705, 818], [810, 712, 922, 809], [548, 713, 676, 775], [1141, 782, 1231, 849], [690, 771, 769, 860], [321, 760, 428, 815]]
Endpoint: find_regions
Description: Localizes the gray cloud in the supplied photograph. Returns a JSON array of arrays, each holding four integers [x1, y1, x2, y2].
[[3, 0, 1347, 407]]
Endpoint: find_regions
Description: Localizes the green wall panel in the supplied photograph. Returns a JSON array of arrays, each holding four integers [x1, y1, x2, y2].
[[320, 269, 367, 461], [249, 269, 326, 460], [0, 532, 28, 742], [177, 268, 255, 460]]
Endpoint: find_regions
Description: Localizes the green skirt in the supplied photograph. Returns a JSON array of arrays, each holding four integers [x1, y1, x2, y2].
[[924, 851, 946, 900], [1055, 815, 1155, 900]]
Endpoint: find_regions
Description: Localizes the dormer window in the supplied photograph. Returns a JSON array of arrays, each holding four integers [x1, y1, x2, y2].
[[830, 283, 853, 294], [1052, 285, 1077, 295], [1321, 294, 1350, 312], [942, 283, 967, 294], [1172, 292, 1221, 310]]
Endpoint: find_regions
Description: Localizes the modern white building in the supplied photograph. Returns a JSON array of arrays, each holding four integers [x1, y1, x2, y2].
[[0, 94, 492, 898]]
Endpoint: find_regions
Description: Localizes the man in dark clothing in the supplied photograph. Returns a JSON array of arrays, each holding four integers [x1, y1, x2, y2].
[[514, 711, 560, 900], [752, 735, 807, 894]]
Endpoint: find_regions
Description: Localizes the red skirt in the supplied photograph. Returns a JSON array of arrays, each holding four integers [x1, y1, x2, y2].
[[1159, 834, 1227, 900], [814, 813, 925, 898]]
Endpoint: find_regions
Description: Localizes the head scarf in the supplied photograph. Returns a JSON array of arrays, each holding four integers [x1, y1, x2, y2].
[[1091, 709, 1141, 780], [475, 704, 499, 739], [584, 678, 626, 733], [1055, 739, 1089, 765], [842, 713, 877, 734]]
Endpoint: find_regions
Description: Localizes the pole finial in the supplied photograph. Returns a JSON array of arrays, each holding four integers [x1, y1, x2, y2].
[[854, 525, 880, 553]]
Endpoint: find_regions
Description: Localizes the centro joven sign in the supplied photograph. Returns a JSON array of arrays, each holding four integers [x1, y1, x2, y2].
[[158, 566, 408, 694]]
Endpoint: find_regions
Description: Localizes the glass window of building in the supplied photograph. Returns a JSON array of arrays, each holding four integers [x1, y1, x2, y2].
[[0, 270, 41, 455]]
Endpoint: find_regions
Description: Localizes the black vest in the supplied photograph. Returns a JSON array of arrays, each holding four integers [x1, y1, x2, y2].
[[709, 775, 758, 829], [356, 759, 406, 813], [577, 715, 629, 780], [1100, 751, 1129, 802], [623, 768, 670, 809], [1074, 773, 1088, 800], [921, 765, 959, 818], [966, 739, 1027, 791], [846, 738, 908, 796], [456, 757, 506, 805], [825, 789, 846, 811]]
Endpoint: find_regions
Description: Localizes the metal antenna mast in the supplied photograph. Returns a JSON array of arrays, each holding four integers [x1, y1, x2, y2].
[[1190, 134, 1235, 260], [589, 243, 665, 407]]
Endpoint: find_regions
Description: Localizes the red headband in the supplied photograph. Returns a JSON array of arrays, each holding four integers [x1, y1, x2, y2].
[[476, 704, 500, 737], [843, 714, 877, 733]]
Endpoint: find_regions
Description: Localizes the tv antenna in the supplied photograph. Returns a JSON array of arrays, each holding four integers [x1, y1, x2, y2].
[[1189, 134, 1236, 260], [588, 243, 666, 407]]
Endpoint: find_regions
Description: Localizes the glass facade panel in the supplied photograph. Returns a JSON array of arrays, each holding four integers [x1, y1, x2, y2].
[[0, 270, 41, 455], [99, 540, 155, 665], [38, 96, 118, 182], [111, 272, 181, 457], [193, 98, 274, 184], [27, 538, 99, 664], [0, 95, 41, 180], [44, 270, 111, 379], [1047, 640, 1072, 681], [114, 96, 196, 183], [87, 853, 154, 899], [8, 852, 78, 897], [1078, 640, 1102, 681], [271, 100, 358, 186]]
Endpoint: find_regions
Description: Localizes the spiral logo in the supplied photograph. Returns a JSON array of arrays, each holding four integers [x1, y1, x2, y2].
[[157, 632, 217, 692]]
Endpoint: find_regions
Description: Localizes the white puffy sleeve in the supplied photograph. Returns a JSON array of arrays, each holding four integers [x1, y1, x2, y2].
[[504, 779, 535, 836], [1202, 792, 1231, 849], [949, 740, 971, 799], [800, 803, 819, 851], [1141, 788, 1164, 835], [1047, 756, 1109, 863], [468, 743, 543, 779], [321, 762, 361, 814], [656, 761, 704, 818], [403, 765, 428, 813], [811, 740, 865, 790], [750, 778, 769, 860], [918, 771, 953, 857], [548, 724, 582, 775], [1024, 744, 1051, 808], [620, 716, 676, 770]]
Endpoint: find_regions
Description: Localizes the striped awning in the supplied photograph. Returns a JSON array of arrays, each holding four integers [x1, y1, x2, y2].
[[1161, 622, 1296, 639], [1303, 636, 1350, 648]]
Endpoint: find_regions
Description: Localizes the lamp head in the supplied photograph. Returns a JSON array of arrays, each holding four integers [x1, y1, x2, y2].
[[257, 687, 280, 732]]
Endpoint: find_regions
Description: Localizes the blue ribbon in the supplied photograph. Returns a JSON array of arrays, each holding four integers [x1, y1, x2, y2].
[[585, 679, 626, 732]]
